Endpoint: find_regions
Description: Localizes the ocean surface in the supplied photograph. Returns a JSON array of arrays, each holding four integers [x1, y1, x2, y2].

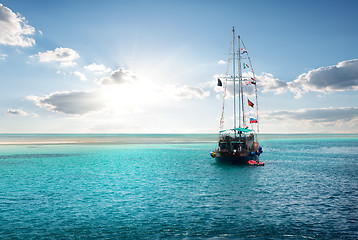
[[0, 134, 357, 239]]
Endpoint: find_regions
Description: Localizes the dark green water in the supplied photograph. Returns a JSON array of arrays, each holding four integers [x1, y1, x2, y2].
[[0, 134, 357, 239]]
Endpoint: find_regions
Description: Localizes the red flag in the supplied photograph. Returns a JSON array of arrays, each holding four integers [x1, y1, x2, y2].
[[248, 99, 254, 108]]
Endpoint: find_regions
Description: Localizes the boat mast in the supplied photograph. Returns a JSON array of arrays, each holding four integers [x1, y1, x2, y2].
[[232, 27, 237, 135], [238, 34, 242, 129]]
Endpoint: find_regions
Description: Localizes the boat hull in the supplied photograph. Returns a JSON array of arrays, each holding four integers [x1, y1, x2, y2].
[[215, 154, 258, 165]]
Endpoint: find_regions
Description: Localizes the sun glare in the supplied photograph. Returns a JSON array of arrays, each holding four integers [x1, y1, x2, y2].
[[101, 79, 161, 115]]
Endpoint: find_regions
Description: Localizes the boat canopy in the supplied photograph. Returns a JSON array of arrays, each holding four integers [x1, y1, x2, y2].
[[220, 127, 253, 133]]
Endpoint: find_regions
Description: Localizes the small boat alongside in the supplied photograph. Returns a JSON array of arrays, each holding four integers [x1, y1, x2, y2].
[[211, 27, 264, 165]]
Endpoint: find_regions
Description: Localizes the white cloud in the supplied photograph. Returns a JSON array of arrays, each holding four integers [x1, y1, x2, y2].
[[33, 47, 80, 67], [98, 68, 138, 86], [289, 59, 358, 98], [27, 67, 211, 118], [264, 107, 358, 123], [217, 60, 227, 65], [84, 63, 111, 74], [60, 61, 78, 67], [6, 109, 38, 117], [261, 107, 358, 133], [0, 53, 8, 60], [27, 91, 105, 115], [257, 72, 288, 94], [169, 85, 210, 100], [73, 71, 87, 81], [0, 3, 35, 47]]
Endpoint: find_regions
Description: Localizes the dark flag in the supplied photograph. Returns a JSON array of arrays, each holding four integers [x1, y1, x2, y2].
[[250, 77, 256, 85], [217, 78, 222, 87]]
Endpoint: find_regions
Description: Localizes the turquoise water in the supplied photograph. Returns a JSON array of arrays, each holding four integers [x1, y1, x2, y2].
[[0, 134, 357, 239]]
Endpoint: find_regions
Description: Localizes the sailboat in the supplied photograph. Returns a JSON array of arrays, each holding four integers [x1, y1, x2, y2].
[[210, 27, 264, 165]]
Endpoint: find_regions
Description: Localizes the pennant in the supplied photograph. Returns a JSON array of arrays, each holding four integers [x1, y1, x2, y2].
[[217, 78, 222, 87], [250, 118, 258, 123], [243, 63, 249, 69], [241, 48, 247, 54], [248, 99, 254, 108]]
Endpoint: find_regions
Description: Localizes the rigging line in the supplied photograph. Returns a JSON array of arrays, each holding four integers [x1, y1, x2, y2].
[[219, 41, 232, 132], [238, 35, 245, 128], [240, 38, 260, 134]]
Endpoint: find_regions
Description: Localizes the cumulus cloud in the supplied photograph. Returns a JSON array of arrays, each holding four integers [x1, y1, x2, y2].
[[59, 61, 78, 67], [171, 85, 210, 99], [264, 107, 358, 123], [6, 109, 38, 117], [27, 67, 212, 116], [84, 63, 111, 74], [217, 60, 227, 65], [259, 107, 358, 133], [289, 59, 358, 98], [73, 71, 87, 81], [257, 72, 288, 94], [98, 68, 138, 86], [0, 3, 35, 47], [27, 91, 105, 115], [33, 47, 80, 67]]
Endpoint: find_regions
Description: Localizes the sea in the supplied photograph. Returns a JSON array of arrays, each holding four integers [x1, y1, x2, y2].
[[0, 134, 357, 239]]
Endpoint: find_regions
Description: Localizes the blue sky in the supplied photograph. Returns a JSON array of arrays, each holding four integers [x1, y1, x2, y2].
[[1, 0, 358, 133]]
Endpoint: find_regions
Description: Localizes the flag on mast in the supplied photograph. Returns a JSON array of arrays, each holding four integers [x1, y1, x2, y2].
[[248, 99, 254, 108], [250, 118, 258, 123], [217, 78, 222, 87], [250, 77, 256, 85]]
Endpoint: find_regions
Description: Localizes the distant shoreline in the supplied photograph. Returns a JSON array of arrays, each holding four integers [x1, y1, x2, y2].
[[0, 133, 357, 145]]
